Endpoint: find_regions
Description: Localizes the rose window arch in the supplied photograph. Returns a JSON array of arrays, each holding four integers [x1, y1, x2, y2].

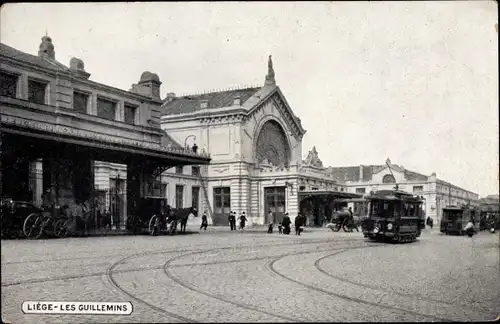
[[382, 174, 396, 183], [255, 120, 290, 167]]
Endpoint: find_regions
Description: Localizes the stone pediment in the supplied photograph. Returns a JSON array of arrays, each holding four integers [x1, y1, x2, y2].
[[245, 86, 306, 142]]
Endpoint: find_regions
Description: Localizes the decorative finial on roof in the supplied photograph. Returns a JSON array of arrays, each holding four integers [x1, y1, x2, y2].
[[38, 33, 55, 60], [45, 29, 48, 37], [265, 54, 276, 86]]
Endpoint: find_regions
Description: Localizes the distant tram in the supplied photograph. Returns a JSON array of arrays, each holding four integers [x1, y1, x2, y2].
[[440, 205, 480, 235], [361, 190, 425, 243]]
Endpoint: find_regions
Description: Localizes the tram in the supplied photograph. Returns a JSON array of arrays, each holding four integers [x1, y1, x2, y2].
[[440, 205, 480, 235], [361, 189, 425, 243]]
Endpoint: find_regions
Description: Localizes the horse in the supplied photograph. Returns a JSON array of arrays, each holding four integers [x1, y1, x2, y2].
[[171, 206, 196, 233]]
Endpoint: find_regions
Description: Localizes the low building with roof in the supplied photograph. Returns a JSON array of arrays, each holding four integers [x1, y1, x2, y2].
[[1, 35, 210, 229], [326, 158, 480, 224]]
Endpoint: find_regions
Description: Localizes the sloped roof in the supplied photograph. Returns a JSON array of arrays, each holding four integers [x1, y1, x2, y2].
[[0, 42, 71, 73], [328, 164, 429, 182], [163, 87, 261, 116]]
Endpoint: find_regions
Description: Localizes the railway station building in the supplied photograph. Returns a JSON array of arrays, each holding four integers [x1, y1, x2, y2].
[[95, 56, 359, 227]]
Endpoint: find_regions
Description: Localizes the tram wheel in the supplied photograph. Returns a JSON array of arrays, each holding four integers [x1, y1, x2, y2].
[[148, 215, 160, 236]]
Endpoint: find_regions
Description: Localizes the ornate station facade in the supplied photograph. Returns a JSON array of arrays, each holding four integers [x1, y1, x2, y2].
[[92, 56, 359, 226], [0, 35, 210, 229], [158, 56, 359, 226]]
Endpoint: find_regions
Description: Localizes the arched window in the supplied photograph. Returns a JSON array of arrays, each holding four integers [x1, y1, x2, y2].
[[382, 174, 396, 184], [255, 120, 290, 167]]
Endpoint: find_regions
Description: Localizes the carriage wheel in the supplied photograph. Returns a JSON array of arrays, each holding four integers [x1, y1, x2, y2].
[[54, 219, 69, 238], [23, 213, 44, 239], [342, 219, 353, 233], [332, 223, 341, 232], [148, 215, 160, 236]]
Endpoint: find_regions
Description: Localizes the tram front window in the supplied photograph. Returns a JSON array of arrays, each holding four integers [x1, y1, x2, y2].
[[370, 200, 391, 217]]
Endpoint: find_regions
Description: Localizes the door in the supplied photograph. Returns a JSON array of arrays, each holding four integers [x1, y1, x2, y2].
[[264, 187, 286, 224]]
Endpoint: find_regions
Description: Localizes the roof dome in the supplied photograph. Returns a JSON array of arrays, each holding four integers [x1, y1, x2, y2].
[[140, 71, 160, 83], [70, 57, 85, 70]]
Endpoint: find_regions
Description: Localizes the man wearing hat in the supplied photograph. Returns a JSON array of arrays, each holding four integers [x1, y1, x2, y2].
[[282, 212, 291, 235], [239, 211, 247, 230]]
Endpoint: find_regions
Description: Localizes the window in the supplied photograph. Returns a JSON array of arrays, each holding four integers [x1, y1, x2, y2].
[[340, 188, 344, 191], [28, 79, 47, 104], [97, 97, 116, 121], [192, 166, 200, 176], [413, 186, 423, 193], [0, 71, 18, 98], [299, 186, 305, 191], [356, 188, 366, 194], [382, 174, 396, 184], [214, 187, 231, 215], [192, 187, 200, 212], [124, 104, 136, 125], [148, 179, 165, 197], [175, 166, 183, 174], [175, 185, 184, 208], [73, 91, 88, 113], [312, 187, 318, 191]]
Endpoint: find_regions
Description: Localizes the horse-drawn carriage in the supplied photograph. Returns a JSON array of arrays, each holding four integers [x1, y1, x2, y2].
[[126, 196, 196, 235], [327, 209, 360, 232]]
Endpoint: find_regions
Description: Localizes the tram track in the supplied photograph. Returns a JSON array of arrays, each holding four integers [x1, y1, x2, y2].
[[2, 237, 359, 287], [159, 240, 388, 322], [103, 238, 373, 323], [265, 246, 453, 322], [313, 252, 495, 316]]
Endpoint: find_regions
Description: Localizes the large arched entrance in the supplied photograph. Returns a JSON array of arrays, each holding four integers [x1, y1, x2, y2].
[[255, 120, 290, 223]]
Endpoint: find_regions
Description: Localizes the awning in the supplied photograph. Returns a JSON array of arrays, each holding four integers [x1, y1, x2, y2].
[[1, 124, 211, 166]]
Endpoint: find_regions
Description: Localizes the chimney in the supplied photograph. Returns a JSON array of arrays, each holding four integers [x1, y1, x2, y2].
[[233, 95, 241, 106], [165, 92, 176, 103], [200, 99, 209, 109], [69, 57, 91, 80]]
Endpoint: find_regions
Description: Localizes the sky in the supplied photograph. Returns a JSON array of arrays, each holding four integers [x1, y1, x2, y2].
[[1, 2, 498, 197]]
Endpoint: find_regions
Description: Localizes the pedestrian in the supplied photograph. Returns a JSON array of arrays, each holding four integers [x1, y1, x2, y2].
[[230, 211, 237, 230], [239, 212, 247, 230], [200, 211, 208, 231], [267, 222, 274, 234], [295, 213, 304, 235], [282, 213, 291, 235], [278, 222, 283, 234], [228, 212, 233, 230]]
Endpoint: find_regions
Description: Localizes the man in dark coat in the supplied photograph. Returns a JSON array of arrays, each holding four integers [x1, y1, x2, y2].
[[200, 211, 208, 231], [295, 213, 304, 235], [239, 212, 247, 230], [282, 213, 291, 235], [229, 211, 236, 230]]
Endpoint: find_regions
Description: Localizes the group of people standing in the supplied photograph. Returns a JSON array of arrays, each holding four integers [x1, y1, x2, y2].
[[267, 212, 306, 236], [228, 211, 247, 230]]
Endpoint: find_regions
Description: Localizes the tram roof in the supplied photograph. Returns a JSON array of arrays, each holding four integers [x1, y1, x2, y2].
[[298, 191, 363, 199], [365, 190, 423, 202]]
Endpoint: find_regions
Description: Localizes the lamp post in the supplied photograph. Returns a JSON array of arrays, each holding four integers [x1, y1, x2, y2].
[[184, 135, 196, 149]]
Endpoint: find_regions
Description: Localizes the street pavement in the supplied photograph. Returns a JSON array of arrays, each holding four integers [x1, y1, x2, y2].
[[1, 226, 499, 323]]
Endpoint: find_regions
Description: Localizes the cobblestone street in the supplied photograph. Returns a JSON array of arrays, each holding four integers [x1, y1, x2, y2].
[[2, 227, 499, 323]]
